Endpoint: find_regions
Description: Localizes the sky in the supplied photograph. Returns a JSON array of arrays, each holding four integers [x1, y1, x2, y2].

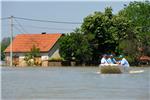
[[0, 0, 144, 40]]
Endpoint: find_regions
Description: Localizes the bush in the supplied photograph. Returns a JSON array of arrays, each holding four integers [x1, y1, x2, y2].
[[48, 57, 64, 61]]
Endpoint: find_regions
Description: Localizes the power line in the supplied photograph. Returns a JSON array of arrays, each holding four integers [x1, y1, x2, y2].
[[13, 25, 24, 34], [14, 24, 74, 31], [14, 16, 82, 24], [14, 18, 28, 33], [14, 25, 36, 42], [0, 17, 9, 20], [2, 23, 74, 33]]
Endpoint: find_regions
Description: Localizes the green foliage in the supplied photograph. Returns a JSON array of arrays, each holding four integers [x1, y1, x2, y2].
[[119, 1, 150, 33], [30, 45, 40, 57], [125, 56, 135, 64], [59, 34, 73, 60], [48, 57, 64, 61], [59, 28, 93, 63], [119, 1, 150, 56], [81, 7, 130, 63], [24, 45, 40, 66], [118, 39, 139, 63], [1, 37, 10, 60], [80, 2, 150, 64]]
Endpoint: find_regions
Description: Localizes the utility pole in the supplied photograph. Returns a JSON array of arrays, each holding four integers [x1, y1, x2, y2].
[[9, 16, 13, 66]]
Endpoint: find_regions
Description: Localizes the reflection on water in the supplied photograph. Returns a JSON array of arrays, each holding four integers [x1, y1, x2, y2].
[[2, 67, 150, 100]]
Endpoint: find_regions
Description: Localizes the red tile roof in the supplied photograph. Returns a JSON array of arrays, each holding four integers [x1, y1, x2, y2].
[[4, 33, 62, 53]]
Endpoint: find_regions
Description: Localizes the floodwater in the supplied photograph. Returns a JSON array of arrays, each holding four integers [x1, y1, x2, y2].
[[1, 67, 150, 100]]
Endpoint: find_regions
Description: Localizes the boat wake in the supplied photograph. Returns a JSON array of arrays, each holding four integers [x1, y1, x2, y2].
[[96, 71, 101, 74], [129, 70, 144, 74], [96, 70, 144, 74]]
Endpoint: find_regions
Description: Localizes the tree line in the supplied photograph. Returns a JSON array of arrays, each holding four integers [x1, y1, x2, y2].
[[59, 1, 150, 65]]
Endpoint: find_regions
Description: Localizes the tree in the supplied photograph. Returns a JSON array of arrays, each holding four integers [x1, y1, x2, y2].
[[59, 34, 73, 61], [59, 28, 93, 64], [30, 45, 40, 57], [1, 37, 10, 60], [81, 7, 130, 62], [119, 1, 150, 56], [115, 1, 150, 64]]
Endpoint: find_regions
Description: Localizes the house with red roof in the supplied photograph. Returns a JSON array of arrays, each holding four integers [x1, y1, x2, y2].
[[4, 33, 63, 66]]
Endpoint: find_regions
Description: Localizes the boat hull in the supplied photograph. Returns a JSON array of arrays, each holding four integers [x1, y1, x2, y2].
[[99, 64, 124, 74]]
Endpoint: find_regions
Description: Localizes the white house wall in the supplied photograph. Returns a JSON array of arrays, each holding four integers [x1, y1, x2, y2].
[[5, 41, 61, 66], [48, 41, 61, 59]]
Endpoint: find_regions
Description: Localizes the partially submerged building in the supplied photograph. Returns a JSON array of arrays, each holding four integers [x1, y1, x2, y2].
[[4, 33, 63, 66]]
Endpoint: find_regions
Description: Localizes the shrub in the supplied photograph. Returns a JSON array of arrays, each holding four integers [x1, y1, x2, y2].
[[48, 57, 64, 61]]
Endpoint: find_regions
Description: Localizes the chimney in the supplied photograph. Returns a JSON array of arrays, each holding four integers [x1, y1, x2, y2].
[[41, 32, 46, 34]]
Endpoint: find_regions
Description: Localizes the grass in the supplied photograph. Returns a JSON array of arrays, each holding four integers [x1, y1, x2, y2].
[[48, 57, 64, 61]]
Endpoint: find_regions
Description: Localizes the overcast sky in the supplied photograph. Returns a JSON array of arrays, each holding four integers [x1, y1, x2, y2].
[[1, 0, 143, 40]]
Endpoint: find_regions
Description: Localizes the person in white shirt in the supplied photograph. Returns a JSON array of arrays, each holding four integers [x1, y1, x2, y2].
[[118, 55, 130, 71], [119, 55, 129, 67], [107, 54, 117, 64], [101, 54, 109, 65], [121, 58, 130, 67]]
